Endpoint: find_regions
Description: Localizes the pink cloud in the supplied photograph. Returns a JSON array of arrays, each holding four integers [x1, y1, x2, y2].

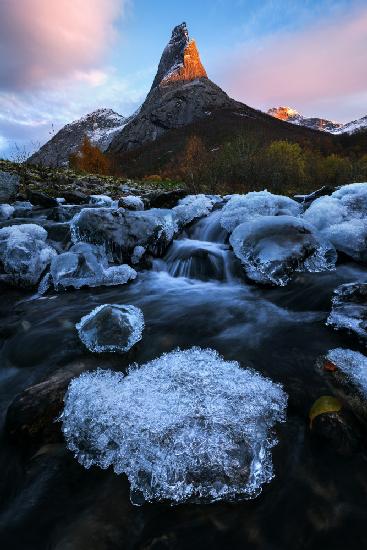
[[217, 7, 367, 122], [0, 0, 125, 90]]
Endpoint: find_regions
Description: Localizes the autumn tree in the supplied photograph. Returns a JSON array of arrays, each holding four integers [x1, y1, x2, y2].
[[69, 136, 110, 175], [177, 135, 209, 193]]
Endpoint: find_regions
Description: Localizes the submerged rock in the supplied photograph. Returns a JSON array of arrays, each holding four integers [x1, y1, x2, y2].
[[327, 282, 367, 343], [0, 224, 56, 287], [61, 347, 287, 505], [229, 215, 336, 286], [76, 304, 144, 353], [303, 182, 367, 263], [0, 171, 20, 203], [220, 191, 302, 233], [71, 207, 178, 263], [50, 242, 136, 290]]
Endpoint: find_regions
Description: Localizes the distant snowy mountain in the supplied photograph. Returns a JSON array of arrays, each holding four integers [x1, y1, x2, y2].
[[29, 108, 129, 167], [268, 106, 367, 135]]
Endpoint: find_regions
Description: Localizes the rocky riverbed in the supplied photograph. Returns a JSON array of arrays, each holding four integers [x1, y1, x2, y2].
[[1, 178, 367, 549]]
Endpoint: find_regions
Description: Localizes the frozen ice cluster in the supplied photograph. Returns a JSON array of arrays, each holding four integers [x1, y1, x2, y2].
[[230, 216, 336, 286], [220, 191, 302, 233], [119, 195, 144, 211], [303, 183, 367, 262], [327, 282, 367, 342], [326, 348, 367, 397], [89, 194, 116, 207], [61, 347, 287, 505], [173, 194, 215, 226], [76, 304, 144, 353], [0, 224, 56, 287], [0, 204, 14, 220], [50, 242, 136, 290]]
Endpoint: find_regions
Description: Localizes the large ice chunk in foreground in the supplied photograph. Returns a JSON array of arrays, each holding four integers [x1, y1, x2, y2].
[[220, 191, 302, 233], [230, 216, 336, 286], [50, 242, 136, 290], [326, 348, 367, 397], [303, 182, 367, 262], [76, 304, 144, 353], [327, 282, 367, 342], [61, 347, 287, 504], [0, 224, 56, 287], [173, 194, 215, 226]]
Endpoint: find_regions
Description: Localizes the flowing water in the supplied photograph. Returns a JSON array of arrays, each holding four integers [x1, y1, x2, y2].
[[1, 207, 367, 549]]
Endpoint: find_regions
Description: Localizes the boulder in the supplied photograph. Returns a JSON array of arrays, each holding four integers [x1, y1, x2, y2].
[[26, 189, 58, 208], [63, 190, 88, 204], [0, 171, 20, 203], [146, 189, 187, 209], [118, 195, 145, 211]]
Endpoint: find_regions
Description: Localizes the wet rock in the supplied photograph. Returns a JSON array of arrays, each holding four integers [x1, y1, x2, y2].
[[310, 406, 363, 455], [13, 200, 33, 217], [76, 304, 144, 353], [294, 186, 335, 205], [5, 361, 88, 450], [0, 224, 57, 287], [146, 189, 187, 209], [0, 171, 20, 203], [48, 204, 83, 222], [327, 282, 367, 343], [26, 189, 58, 208], [71, 207, 177, 263], [229, 215, 336, 286], [63, 190, 88, 204]]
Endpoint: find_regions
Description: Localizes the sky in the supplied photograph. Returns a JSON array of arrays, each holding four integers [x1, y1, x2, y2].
[[0, 0, 366, 159]]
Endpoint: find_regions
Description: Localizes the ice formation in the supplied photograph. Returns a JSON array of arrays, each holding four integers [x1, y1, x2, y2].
[[230, 216, 336, 286], [0, 224, 56, 287], [119, 195, 145, 211], [327, 282, 367, 341], [0, 204, 14, 220], [13, 201, 32, 217], [326, 348, 367, 397], [50, 242, 136, 290], [131, 245, 145, 264], [76, 304, 144, 353], [61, 347, 287, 505], [89, 194, 115, 207], [220, 191, 302, 233], [303, 183, 367, 262], [173, 194, 214, 226]]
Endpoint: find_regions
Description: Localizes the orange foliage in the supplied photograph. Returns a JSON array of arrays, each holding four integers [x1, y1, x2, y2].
[[69, 136, 111, 175]]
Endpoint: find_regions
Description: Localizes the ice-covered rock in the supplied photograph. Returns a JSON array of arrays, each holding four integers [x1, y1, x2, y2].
[[220, 191, 302, 233], [50, 242, 136, 290], [303, 183, 367, 262], [327, 282, 367, 342], [61, 347, 287, 504], [13, 201, 33, 217], [89, 194, 115, 207], [71, 207, 178, 262], [326, 348, 367, 398], [173, 194, 215, 226], [119, 195, 144, 211], [131, 245, 145, 265], [76, 304, 144, 353], [230, 216, 336, 286], [0, 204, 14, 220], [0, 224, 56, 287]]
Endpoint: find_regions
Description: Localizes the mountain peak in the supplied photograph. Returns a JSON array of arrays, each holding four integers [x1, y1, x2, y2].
[[151, 22, 207, 90], [267, 106, 301, 121]]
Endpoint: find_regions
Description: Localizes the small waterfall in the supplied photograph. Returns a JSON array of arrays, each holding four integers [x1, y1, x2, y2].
[[154, 209, 241, 283]]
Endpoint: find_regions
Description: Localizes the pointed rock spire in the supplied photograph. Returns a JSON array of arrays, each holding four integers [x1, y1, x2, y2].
[[151, 22, 207, 90]]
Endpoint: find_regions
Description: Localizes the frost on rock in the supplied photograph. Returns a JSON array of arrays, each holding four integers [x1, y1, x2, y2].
[[303, 183, 367, 262], [89, 194, 116, 207], [131, 245, 145, 264], [0, 224, 56, 287], [220, 191, 302, 233], [71, 207, 177, 262], [13, 201, 32, 217], [327, 282, 367, 342], [61, 347, 287, 505], [50, 242, 136, 290], [230, 216, 336, 286], [326, 348, 367, 397], [0, 204, 14, 220], [76, 304, 144, 353], [119, 195, 145, 211], [173, 194, 214, 226]]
